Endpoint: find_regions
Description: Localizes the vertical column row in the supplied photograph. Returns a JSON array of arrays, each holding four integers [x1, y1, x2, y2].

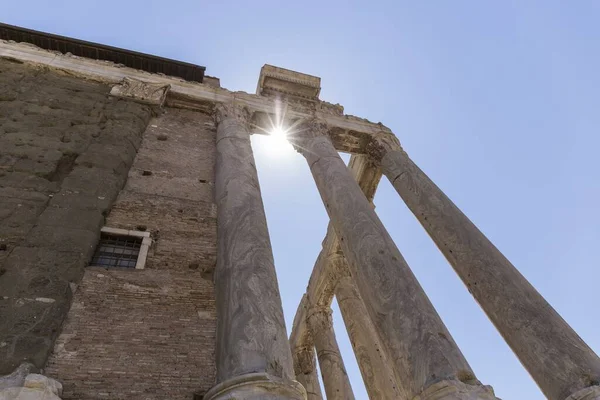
[[206, 103, 305, 400], [290, 119, 498, 400], [371, 138, 600, 400]]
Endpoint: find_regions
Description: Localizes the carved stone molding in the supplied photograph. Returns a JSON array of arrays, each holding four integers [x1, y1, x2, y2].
[[412, 380, 499, 400], [307, 306, 334, 333], [203, 372, 306, 400], [293, 347, 317, 375], [214, 102, 251, 127], [365, 131, 403, 164], [109, 77, 170, 106]]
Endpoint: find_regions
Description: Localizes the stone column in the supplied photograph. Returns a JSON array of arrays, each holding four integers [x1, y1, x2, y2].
[[207, 103, 305, 400], [290, 119, 497, 400], [334, 259, 405, 399], [307, 307, 355, 400], [293, 347, 323, 400], [371, 136, 600, 400]]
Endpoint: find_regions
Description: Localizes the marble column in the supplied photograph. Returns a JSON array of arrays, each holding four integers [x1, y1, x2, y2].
[[290, 119, 497, 400], [293, 347, 324, 400], [307, 307, 355, 400], [207, 103, 305, 400], [370, 136, 600, 400], [334, 260, 405, 399]]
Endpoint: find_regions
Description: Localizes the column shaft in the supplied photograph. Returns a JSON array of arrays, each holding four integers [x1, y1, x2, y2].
[[336, 271, 406, 399], [293, 348, 324, 400], [379, 146, 600, 400], [212, 104, 304, 400], [308, 308, 355, 400], [291, 120, 494, 399]]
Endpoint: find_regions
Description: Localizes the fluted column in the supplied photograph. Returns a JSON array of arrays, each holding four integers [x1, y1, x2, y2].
[[290, 119, 497, 400], [334, 260, 405, 399], [370, 136, 600, 400], [207, 103, 305, 400], [307, 307, 355, 400], [293, 347, 323, 400]]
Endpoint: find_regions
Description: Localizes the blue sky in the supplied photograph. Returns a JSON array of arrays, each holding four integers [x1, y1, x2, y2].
[[4, 2, 600, 398]]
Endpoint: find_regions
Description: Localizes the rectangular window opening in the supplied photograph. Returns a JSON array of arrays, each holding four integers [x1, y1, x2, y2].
[[90, 227, 151, 269]]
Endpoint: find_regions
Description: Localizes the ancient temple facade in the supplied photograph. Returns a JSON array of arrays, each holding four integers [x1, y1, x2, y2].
[[0, 23, 599, 400]]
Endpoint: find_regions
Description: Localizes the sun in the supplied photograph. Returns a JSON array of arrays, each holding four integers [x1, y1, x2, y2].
[[258, 124, 293, 157]]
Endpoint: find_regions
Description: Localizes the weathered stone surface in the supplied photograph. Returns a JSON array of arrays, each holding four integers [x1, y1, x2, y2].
[[203, 373, 306, 400], [0, 364, 35, 391], [379, 147, 600, 400], [212, 103, 294, 386], [335, 271, 405, 399], [0, 58, 152, 374], [290, 119, 484, 399], [47, 107, 218, 400], [0, 387, 61, 400], [23, 374, 62, 396], [307, 307, 354, 400], [293, 347, 323, 400], [413, 380, 498, 400], [46, 268, 216, 400], [566, 386, 600, 400], [110, 77, 170, 106]]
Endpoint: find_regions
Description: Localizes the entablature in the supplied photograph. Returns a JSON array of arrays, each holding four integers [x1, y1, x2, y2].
[[0, 39, 396, 154]]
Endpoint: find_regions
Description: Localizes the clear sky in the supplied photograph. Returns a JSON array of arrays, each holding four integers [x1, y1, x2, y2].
[[4, 2, 600, 399]]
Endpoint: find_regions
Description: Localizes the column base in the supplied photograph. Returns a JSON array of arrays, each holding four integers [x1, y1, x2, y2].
[[413, 380, 499, 400], [204, 373, 306, 400], [566, 386, 600, 400]]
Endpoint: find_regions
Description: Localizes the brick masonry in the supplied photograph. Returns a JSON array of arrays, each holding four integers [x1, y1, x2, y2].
[[45, 108, 218, 399], [0, 58, 152, 373]]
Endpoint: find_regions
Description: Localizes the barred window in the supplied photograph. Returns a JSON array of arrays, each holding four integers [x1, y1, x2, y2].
[[90, 227, 151, 269]]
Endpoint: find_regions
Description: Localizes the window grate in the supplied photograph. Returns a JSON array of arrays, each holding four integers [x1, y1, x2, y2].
[[91, 233, 142, 268]]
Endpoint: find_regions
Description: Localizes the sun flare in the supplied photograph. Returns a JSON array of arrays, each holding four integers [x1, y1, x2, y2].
[[265, 126, 293, 156]]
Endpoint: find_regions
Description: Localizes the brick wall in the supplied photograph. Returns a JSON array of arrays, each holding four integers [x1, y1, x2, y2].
[[46, 108, 218, 400], [0, 59, 152, 373]]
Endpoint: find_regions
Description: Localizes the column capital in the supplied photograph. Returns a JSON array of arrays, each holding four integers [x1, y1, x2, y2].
[[293, 347, 317, 375], [215, 102, 252, 127], [366, 131, 403, 164], [306, 306, 333, 332], [289, 117, 330, 160]]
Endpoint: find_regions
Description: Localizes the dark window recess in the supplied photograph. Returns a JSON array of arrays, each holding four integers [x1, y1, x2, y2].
[[91, 233, 142, 268]]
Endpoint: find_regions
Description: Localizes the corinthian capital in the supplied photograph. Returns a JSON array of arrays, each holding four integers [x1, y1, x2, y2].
[[307, 306, 334, 333], [288, 117, 331, 159], [366, 132, 403, 164], [293, 347, 317, 374], [214, 102, 251, 126]]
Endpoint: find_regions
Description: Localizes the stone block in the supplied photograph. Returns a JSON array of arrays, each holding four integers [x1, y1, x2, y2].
[[23, 374, 62, 396], [36, 205, 104, 234], [60, 166, 125, 199], [24, 226, 98, 258]]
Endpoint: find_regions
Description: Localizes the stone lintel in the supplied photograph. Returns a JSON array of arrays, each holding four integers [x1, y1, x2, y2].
[[257, 64, 321, 100], [289, 155, 382, 351], [0, 40, 394, 154]]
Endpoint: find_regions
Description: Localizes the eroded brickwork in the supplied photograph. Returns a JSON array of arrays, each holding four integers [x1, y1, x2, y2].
[[0, 59, 152, 373], [46, 108, 218, 400]]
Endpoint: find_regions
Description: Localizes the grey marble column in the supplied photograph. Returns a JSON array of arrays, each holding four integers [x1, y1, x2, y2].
[[290, 119, 497, 400], [307, 307, 355, 400], [371, 136, 600, 400], [334, 261, 405, 399], [293, 347, 324, 400], [208, 103, 305, 400]]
